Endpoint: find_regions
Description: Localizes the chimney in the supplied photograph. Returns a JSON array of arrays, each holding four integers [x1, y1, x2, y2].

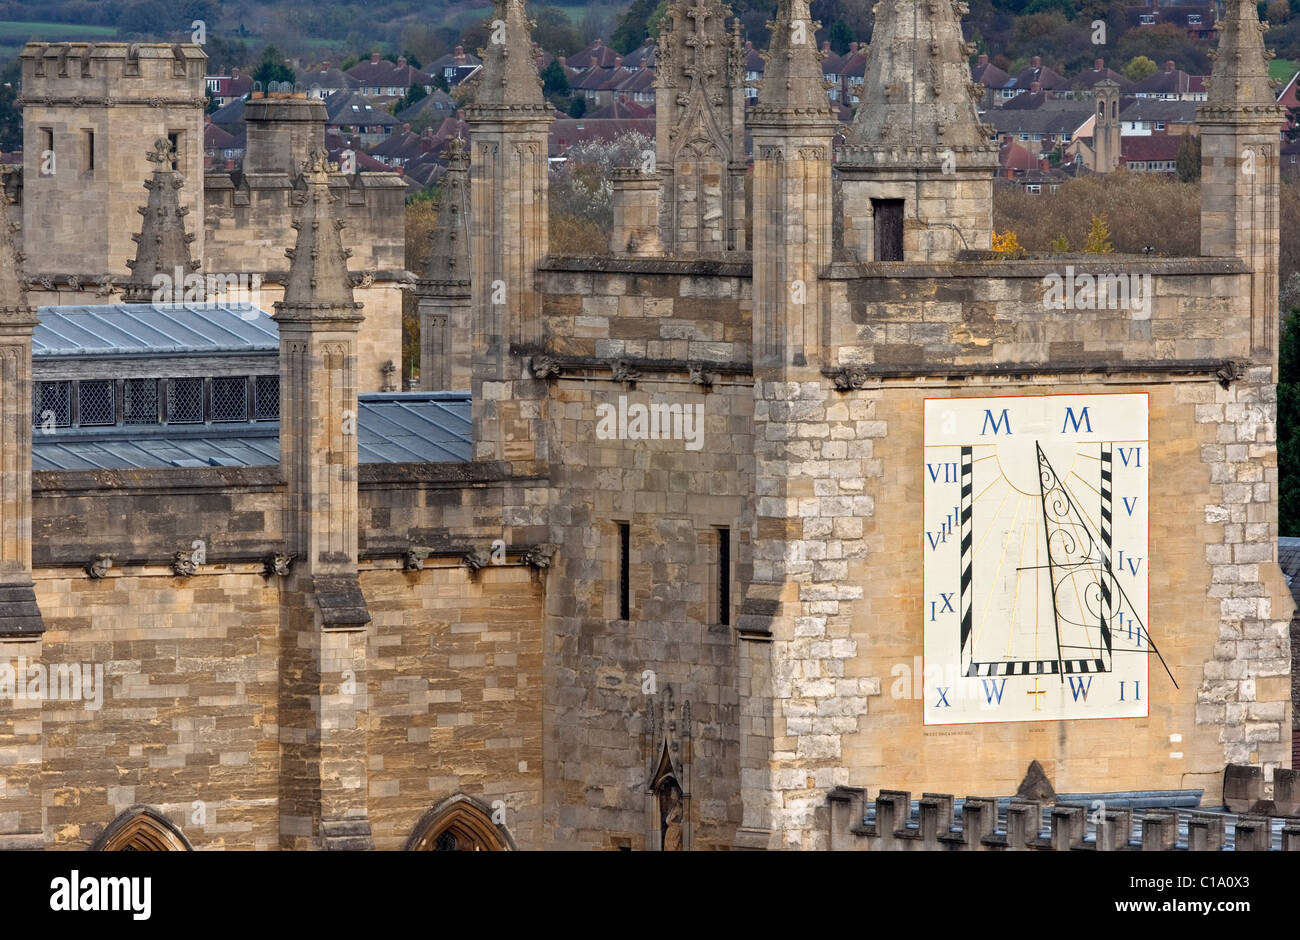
[[746, 40, 753, 50], [402, 122, 411, 133], [558, 56, 566, 68], [823, 41, 831, 53], [370, 52, 380, 63], [1039, 157, 1051, 171], [1004, 166, 1015, 180], [1032, 56, 1041, 68], [397, 56, 407, 68], [615, 56, 622, 68], [978, 54, 988, 66], [1030, 81, 1041, 93], [232, 66, 240, 79], [1164, 60, 1175, 72], [1095, 58, 1104, 70], [850, 42, 859, 54]]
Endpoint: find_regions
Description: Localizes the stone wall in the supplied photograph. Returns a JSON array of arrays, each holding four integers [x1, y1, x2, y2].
[[0, 465, 546, 850]]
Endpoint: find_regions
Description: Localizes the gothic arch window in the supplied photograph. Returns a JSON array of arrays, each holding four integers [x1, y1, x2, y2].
[[92, 807, 192, 851], [405, 794, 514, 851]]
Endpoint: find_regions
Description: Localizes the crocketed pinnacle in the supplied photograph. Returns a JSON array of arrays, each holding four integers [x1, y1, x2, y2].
[[842, 0, 994, 159], [274, 147, 363, 319], [0, 183, 34, 326], [751, 0, 834, 120], [1202, 0, 1281, 114], [122, 137, 201, 303], [472, 0, 547, 108], [419, 138, 471, 289]]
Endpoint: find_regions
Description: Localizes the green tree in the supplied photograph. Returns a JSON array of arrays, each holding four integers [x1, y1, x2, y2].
[[253, 46, 295, 87], [1280, 311, 1300, 534], [0, 59, 20, 153], [1084, 214, 1114, 253], [541, 59, 571, 98], [1175, 133, 1201, 183], [1124, 55, 1158, 82], [611, 0, 660, 53], [827, 19, 853, 54], [569, 96, 587, 118], [396, 83, 428, 113]]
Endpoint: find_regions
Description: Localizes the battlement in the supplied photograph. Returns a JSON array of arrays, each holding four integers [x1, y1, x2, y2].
[[20, 43, 206, 100], [828, 767, 1300, 851]]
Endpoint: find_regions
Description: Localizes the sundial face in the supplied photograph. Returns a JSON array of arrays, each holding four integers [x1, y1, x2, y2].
[[922, 394, 1150, 724]]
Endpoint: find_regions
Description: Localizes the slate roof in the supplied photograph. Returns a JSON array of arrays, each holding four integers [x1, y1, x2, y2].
[[34, 303, 278, 357], [32, 393, 473, 470]]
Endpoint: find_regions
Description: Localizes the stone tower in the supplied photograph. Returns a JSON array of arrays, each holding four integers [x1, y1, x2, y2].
[[1198, 0, 1285, 365], [740, 0, 842, 848], [838, 0, 997, 261], [416, 138, 472, 391], [272, 147, 373, 850], [19, 43, 206, 282], [122, 137, 202, 303], [1092, 79, 1122, 173], [465, 0, 553, 470], [0, 190, 42, 639], [654, 0, 748, 254]]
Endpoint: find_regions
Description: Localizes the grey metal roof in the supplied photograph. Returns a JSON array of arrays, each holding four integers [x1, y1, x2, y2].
[[32, 392, 471, 470], [34, 302, 278, 357]]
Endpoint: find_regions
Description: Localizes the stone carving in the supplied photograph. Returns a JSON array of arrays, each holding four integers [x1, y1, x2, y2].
[[830, 365, 871, 391], [611, 359, 641, 385], [1216, 359, 1247, 388], [264, 552, 295, 577], [688, 362, 714, 388], [523, 543, 556, 569], [85, 554, 113, 579], [171, 550, 199, 578], [530, 355, 561, 380], [463, 548, 491, 571], [405, 547, 430, 571]]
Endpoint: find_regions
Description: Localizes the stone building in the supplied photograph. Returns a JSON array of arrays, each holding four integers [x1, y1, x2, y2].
[[0, 0, 1293, 852], [16, 43, 407, 393]]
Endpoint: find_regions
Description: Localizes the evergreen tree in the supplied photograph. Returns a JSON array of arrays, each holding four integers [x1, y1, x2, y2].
[[1280, 312, 1300, 534], [1084, 214, 1114, 253]]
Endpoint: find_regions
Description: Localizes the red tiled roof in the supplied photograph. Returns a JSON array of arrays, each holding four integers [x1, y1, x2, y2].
[[1121, 134, 1184, 163]]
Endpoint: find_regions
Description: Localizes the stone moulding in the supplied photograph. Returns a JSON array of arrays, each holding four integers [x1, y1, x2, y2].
[[513, 345, 752, 385], [824, 358, 1254, 391], [365, 542, 555, 570]]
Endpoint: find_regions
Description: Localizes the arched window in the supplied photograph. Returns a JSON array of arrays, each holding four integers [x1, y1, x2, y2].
[[92, 807, 192, 851], [405, 795, 514, 851]]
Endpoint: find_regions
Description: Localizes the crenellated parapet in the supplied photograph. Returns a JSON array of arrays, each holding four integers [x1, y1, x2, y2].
[[828, 770, 1300, 851]]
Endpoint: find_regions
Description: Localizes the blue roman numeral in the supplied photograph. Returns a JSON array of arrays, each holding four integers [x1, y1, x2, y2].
[[1118, 446, 1143, 468]]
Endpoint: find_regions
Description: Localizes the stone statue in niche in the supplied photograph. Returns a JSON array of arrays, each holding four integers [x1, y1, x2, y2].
[[660, 778, 683, 851]]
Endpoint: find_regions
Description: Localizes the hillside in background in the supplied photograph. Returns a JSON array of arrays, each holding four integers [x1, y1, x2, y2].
[[3, 0, 1300, 76]]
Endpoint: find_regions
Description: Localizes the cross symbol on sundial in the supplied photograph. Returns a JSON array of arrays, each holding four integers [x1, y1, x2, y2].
[[1027, 677, 1046, 711]]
